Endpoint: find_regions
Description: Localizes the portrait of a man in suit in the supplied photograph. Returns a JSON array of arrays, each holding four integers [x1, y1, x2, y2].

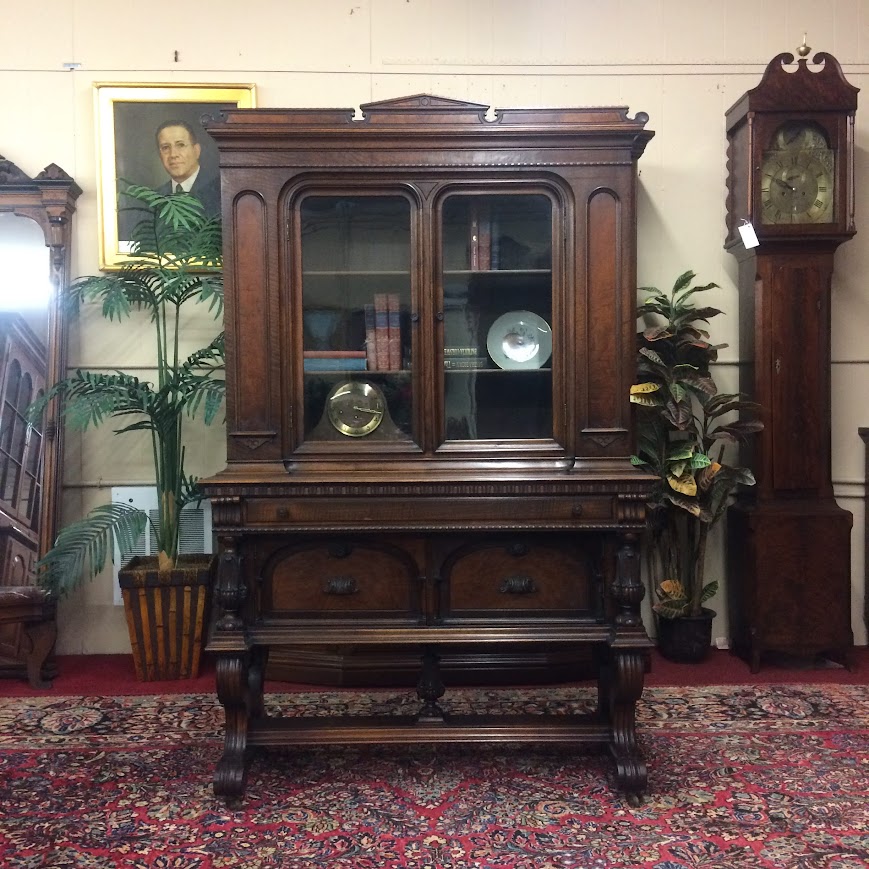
[[154, 120, 221, 217], [97, 85, 254, 267], [113, 101, 225, 243]]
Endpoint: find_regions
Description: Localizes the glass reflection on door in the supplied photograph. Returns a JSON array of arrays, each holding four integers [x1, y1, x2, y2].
[[299, 195, 414, 442], [440, 193, 553, 441]]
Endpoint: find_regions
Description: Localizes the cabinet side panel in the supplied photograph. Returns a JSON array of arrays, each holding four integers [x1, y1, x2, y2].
[[581, 188, 626, 449], [227, 192, 277, 459]]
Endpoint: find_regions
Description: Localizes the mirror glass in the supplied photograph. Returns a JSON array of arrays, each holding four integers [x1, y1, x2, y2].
[[0, 212, 53, 311], [0, 212, 51, 565], [0, 211, 51, 668]]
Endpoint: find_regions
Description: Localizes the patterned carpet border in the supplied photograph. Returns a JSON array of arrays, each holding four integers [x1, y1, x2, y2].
[[1, 684, 868, 868]]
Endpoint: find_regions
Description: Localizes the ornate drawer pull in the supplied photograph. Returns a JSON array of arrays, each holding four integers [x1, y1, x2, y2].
[[499, 575, 537, 595], [324, 576, 359, 596]]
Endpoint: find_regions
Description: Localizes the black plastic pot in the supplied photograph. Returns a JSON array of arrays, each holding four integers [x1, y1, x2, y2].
[[656, 608, 715, 663]]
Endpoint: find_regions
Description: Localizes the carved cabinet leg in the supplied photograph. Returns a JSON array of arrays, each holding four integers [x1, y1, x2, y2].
[[607, 649, 648, 805], [416, 646, 445, 722], [214, 652, 252, 801], [248, 645, 268, 720], [606, 532, 650, 804], [612, 532, 646, 630], [22, 618, 57, 690], [210, 534, 253, 801]]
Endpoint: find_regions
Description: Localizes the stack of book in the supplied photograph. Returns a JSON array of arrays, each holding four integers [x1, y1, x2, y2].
[[444, 346, 488, 370], [364, 293, 402, 371], [303, 350, 367, 372]]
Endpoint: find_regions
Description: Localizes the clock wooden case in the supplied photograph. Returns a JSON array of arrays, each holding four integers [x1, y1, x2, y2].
[[724, 51, 858, 670], [202, 95, 655, 802]]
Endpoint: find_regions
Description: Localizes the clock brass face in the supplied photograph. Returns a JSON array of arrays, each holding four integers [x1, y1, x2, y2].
[[326, 380, 385, 437], [760, 122, 835, 225]]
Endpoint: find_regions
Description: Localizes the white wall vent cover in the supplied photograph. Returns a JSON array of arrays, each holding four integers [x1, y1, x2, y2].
[[111, 486, 213, 606]]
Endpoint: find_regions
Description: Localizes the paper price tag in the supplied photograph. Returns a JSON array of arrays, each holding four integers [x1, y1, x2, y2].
[[738, 220, 759, 249]]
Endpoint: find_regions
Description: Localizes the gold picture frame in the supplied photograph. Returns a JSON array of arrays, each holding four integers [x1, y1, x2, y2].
[[95, 82, 257, 269]]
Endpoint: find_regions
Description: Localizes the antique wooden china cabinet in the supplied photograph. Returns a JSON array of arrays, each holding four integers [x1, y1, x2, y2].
[[203, 95, 655, 803]]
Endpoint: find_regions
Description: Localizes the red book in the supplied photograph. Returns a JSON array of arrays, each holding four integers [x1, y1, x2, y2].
[[303, 350, 367, 358], [364, 303, 378, 371], [387, 294, 401, 370], [469, 205, 480, 270], [478, 204, 491, 269], [373, 293, 389, 371]]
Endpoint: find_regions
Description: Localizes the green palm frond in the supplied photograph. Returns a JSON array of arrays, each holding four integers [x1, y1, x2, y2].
[[196, 275, 225, 315], [178, 475, 206, 511], [124, 183, 211, 232], [183, 334, 225, 371], [184, 378, 226, 424], [28, 370, 154, 430], [36, 504, 149, 596]]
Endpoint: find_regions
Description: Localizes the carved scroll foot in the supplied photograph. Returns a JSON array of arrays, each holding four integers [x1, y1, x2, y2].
[[610, 749, 648, 806], [213, 653, 252, 800], [606, 649, 648, 801]]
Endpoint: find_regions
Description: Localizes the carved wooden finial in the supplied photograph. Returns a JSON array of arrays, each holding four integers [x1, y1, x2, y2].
[[797, 33, 810, 58], [36, 163, 74, 182], [0, 156, 31, 185]]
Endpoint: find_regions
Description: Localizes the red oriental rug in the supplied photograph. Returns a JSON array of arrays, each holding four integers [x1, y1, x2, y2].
[[1, 682, 868, 868]]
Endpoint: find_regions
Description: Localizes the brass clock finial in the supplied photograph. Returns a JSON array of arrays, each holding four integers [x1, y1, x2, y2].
[[797, 33, 810, 57]]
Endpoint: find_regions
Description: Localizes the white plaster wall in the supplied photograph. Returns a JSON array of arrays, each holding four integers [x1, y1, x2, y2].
[[2, 0, 867, 653]]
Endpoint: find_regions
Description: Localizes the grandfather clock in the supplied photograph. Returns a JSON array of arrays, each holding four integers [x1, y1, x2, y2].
[[724, 43, 858, 671]]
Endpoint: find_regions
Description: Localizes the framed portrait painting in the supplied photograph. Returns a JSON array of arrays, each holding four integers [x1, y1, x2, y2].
[[95, 83, 256, 269]]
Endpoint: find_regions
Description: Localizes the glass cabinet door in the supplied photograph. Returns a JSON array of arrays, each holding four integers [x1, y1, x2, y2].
[[440, 193, 553, 442], [299, 195, 414, 444]]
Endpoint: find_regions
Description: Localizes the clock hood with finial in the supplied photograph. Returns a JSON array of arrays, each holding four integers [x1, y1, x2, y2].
[[725, 44, 859, 247]]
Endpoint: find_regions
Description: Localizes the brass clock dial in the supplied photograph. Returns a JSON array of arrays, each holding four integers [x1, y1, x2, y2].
[[326, 380, 386, 437], [760, 122, 835, 225]]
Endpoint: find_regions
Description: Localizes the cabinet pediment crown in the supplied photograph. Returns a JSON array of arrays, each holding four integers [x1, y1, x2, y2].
[[727, 52, 859, 121], [361, 93, 490, 112]]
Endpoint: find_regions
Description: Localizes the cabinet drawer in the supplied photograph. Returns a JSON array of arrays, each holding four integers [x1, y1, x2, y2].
[[246, 497, 613, 527], [262, 540, 422, 617], [441, 539, 594, 618]]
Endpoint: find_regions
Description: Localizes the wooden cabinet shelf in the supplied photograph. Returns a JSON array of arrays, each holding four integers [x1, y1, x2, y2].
[[304, 270, 411, 276], [444, 269, 552, 276]]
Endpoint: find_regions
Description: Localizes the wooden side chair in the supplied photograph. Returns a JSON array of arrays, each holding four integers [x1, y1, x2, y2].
[[0, 586, 56, 688]]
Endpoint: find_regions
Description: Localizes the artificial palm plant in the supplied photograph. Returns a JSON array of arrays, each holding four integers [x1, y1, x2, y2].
[[630, 270, 762, 620], [30, 185, 224, 595]]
